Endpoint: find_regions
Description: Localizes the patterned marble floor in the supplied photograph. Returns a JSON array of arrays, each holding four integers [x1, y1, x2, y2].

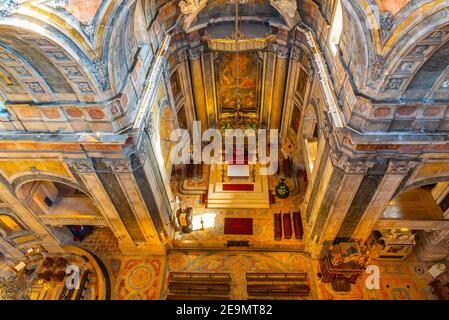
[[108, 251, 447, 300], [313, 253, 449, 300], [171, 166, 307, 245]]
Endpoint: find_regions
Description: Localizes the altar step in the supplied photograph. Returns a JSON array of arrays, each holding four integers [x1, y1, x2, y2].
[[207, 197, 270, 209]]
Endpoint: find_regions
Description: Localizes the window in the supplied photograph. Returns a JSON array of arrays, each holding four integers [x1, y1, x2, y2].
[[329, 0, 343, 56]]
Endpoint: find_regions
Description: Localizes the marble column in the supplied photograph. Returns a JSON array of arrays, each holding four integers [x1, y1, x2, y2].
[[269, 46, 289, 130], [308, 154, 375, 258], [65, 159, 137, 254], [202, 51, 217, 128], [0, 183, 63, 254], [261, 51, 276, 128], [351, 159, 418, 242], [189, 46, 208, 131], [178, 49, 196, 132], [105, 159, 165, 254]]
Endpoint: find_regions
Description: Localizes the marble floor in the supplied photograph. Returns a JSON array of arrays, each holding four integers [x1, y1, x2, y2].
[[171, 164, 307, 246], [105, 250, 448, 300]]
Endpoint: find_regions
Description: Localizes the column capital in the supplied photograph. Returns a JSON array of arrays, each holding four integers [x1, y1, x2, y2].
[[273, 44, 290, 59], [66, 159, 94, 174], [386, 159, 419, 174], [336, 156, 376, 174], [105, 159, 133, 173], [188, 46, 204, 60]]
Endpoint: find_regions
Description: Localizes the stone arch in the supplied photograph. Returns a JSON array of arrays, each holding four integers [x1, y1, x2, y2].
[[0, 23, 102, 102], [401, 176, 449, 195], [63, 246, 111, 300], [12, 174, 85, 197], [15, 179, 102, 225]]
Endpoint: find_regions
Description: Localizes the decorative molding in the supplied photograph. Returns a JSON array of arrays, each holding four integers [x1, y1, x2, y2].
[[370, 55, 386, 81], [0, 0, 19, 19], [387, 159, 418, 175], [269, 0, 300, 29], [336, 156, 375, 174], [375, 219, 449, 231], [40, 215, 106, 227], [188, 46, 203, 60], [172, 240, 305, 251], [66, 159, 95, 174], [91, 58, 109, 91], [82, 23, 95, 42], [385, 78, 403, 90], [274, 44, 290, 59], [45, 0, 68, 9], [105, 160, 133, 173], [380, 12, 393, 37], [179, 0, 208, 31]]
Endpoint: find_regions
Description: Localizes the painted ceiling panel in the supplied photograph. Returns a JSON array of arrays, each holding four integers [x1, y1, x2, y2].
[[0, 32, 74, 94]]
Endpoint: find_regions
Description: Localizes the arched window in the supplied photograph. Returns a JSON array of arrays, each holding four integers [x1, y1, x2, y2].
[[329, 0, 343, 56]]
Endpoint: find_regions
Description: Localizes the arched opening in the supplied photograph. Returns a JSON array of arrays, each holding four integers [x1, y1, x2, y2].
[[302, 104, 319, 175], [16, 180, 103, 244], [329, 0, 343, 56], [369, 182, 449, 261]]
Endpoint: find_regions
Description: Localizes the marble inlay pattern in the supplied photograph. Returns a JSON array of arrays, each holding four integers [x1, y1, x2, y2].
[[166, 251, 316, 300], [113, 256, 165, 300]]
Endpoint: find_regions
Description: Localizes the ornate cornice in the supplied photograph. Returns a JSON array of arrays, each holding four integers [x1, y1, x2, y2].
[[66, 159, 94, 174], [105, 160, 133, 173], [273, 44, 290, 59], [188, 46, 203, 60], [45, 0, 68, 10], [387, 159, 419, 175], [336, 156, 376, 174], [0, 0, 19, 19]]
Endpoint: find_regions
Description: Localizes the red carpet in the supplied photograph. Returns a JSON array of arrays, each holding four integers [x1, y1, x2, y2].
[[223, 184, 254, 191], [224, 218, 253, 235]]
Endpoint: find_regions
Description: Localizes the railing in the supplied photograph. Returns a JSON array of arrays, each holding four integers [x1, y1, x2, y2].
[[172, 240, 305, 251], [39, 215, 107, 226], [374, 219, 449, 231]]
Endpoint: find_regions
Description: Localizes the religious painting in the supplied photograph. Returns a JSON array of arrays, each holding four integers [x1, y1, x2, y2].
[[296, 52, 309, 102], [290, 104, 301, 137], [177, 104, 188, 130], [216, 52, 261, 114], [170, 72, 181, 98]]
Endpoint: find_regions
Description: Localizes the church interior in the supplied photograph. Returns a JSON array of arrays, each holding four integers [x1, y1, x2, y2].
[[1, 0, 449, 300]]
